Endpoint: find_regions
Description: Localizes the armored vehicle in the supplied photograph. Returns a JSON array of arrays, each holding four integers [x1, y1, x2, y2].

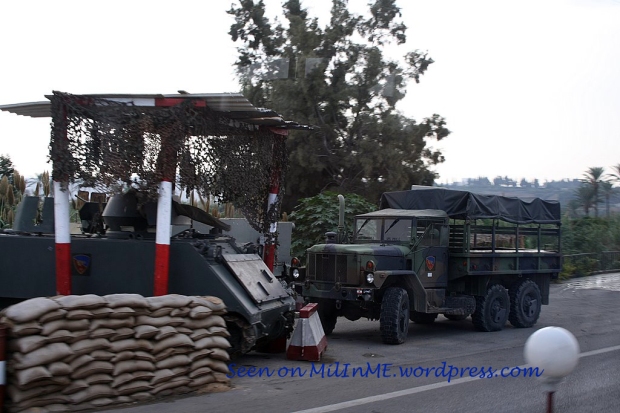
[[0, 191, 296, 355], [294, 186, 562, 344]]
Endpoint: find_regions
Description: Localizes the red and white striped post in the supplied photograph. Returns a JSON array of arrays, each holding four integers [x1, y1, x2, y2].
[[262, 132, 287, 272], [152, 100, 181, 296], [53, 181, 72, 295], [154, 180, 173, 296], [263, 176, 279, 272]]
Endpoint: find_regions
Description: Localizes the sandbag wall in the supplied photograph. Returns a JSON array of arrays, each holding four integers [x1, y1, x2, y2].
[[0, 294, 232, 413]]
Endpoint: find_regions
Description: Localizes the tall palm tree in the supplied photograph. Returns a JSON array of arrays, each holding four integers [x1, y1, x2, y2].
[[581, 167, 606, 218], [600, 181, 614, 218], [575, 185, 596, 217]]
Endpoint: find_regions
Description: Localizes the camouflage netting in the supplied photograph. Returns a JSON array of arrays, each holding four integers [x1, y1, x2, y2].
[[49, 91, 288, 234]]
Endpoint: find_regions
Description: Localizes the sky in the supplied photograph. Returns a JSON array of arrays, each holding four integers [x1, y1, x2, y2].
[[0, 0, 619, 185]]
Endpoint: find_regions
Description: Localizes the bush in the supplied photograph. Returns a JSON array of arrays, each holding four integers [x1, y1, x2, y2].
[[289, 191, 377, 259]]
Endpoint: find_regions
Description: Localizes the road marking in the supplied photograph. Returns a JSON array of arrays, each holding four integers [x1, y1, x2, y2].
[[290, 343, 620, 413]]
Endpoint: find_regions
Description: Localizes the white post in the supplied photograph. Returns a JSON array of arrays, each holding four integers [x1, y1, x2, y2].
[[154, 180, 172, 296], [53, 181, 71, 295]]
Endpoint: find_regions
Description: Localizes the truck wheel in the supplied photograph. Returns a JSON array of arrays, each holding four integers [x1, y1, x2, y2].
[[472, 284, 510, 332], [444, 314, 468, 321], [317, 301, 338, 335], [509, 280, 541, 328], [380, 287, 410, 344], [410, 311, 438, 324]]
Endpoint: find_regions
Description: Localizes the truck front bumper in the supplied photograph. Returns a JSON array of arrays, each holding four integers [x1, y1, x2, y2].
[[300, 282, 377, 303]]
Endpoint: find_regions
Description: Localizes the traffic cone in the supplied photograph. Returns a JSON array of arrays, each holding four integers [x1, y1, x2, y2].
[[286, 303, 328, 361]]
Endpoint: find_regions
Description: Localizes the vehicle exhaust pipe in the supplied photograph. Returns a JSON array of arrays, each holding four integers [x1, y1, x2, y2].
[[337, 194, 345, 243]]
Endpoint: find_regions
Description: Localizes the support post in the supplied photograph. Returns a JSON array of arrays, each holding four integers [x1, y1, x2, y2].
[[263, 180, 279, 272], [53, 181, 71, 295], [262, 132, 287, 272], [154, 180, 172, 296]]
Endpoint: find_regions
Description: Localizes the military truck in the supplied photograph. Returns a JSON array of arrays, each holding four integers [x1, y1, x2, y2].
[[292, 186, 562, 344]]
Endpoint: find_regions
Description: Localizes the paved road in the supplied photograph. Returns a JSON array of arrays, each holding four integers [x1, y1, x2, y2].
[[104, 273, 620, 413]]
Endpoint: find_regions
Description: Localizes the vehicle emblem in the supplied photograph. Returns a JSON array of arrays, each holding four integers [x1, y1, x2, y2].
[[73, 254, 91, 275], [425, 256, 436, 271]]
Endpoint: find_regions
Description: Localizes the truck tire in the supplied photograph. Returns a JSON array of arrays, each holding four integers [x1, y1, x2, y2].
[[509, 279, 541, 328], [317, 301, 338, 335], [444, 314, 468, 321], [410, 311, 438, 324], [472, 284, 510, 332], [380, 287, 410, 344]]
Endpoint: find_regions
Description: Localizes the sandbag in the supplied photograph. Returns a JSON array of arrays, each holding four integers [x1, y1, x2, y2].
[[194, 336, 231, 351], [54, 295, 107, 310], [10, 321, 43, 337], [70, 361, 115, 380], [152, 334, 194, 354], [155, 355, 191, 370], [8, 335, 48, 353], [70, 338, 111, 355], [14, 343, 74, 369], [103, 293, 149, 308], [65, 309, 93, 320], [113, 360, 155, 376], [146, 295, 192, 310], [134, 325, 159, 339], [39, 308, 68, 324], [5, 297, 61, 323], [41, 319, 89, 336]]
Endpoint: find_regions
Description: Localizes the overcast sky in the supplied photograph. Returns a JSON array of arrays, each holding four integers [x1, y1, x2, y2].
[[1, 0, 619, 185]]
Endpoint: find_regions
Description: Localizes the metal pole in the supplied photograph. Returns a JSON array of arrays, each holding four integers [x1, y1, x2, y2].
[[53, 181, 72, 295], [154, 180, 172, 296], [263, 133, 286, 272], [52, 102, 72, 296], [547, 391, 554, 413], [263, 171, 279, 272]]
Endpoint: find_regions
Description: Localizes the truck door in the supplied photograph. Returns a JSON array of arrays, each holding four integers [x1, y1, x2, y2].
[[414, 220, 449, 288]]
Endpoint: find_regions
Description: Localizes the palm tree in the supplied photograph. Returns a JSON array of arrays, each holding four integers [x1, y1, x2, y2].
[[581, 167, 606, 218], [575, 185, 596, 217], [600, 181, 614, 218]]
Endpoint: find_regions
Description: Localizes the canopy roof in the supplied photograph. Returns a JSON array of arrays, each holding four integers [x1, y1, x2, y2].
[[379, 186, 561, 224], [0, 92, 312, 130], [357, 208, 449, 219]]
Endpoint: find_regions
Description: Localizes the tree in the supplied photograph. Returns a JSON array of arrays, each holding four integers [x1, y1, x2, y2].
[[601, 181, 614, 218], [228, 0, 449, 212], [575, 185, 596, 217], [289, 191, 377, 258], [581, 167, 606, 218], [0, 155, 14, 179]]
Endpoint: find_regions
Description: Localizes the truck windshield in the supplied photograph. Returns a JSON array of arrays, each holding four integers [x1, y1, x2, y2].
[[355, 218, 380, 240], [354, 217, 413, 242]]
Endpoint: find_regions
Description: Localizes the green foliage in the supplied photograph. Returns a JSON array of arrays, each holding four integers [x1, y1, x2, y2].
[[0, 157, 25, 229], [558, 257, 599, 280], [0, 154, 14, 178], [228, 0, 449, 212], [560, 214, 620, 278], [289, 191, 377, 258], [562, 215, 620, 255]]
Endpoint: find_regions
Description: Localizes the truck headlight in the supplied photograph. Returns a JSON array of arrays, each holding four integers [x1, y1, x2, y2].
[[293, 269, 300, 279], [366, 272, 374, 284]]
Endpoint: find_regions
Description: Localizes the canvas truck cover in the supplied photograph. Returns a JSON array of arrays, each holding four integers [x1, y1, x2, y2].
[[379, 186, 561, 224]]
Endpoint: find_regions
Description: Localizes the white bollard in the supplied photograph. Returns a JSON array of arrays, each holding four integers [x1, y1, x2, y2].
[[524, 326, 580, 413]]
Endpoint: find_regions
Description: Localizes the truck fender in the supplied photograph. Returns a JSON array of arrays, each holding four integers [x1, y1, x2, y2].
[[375, 270, 427, 313]]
